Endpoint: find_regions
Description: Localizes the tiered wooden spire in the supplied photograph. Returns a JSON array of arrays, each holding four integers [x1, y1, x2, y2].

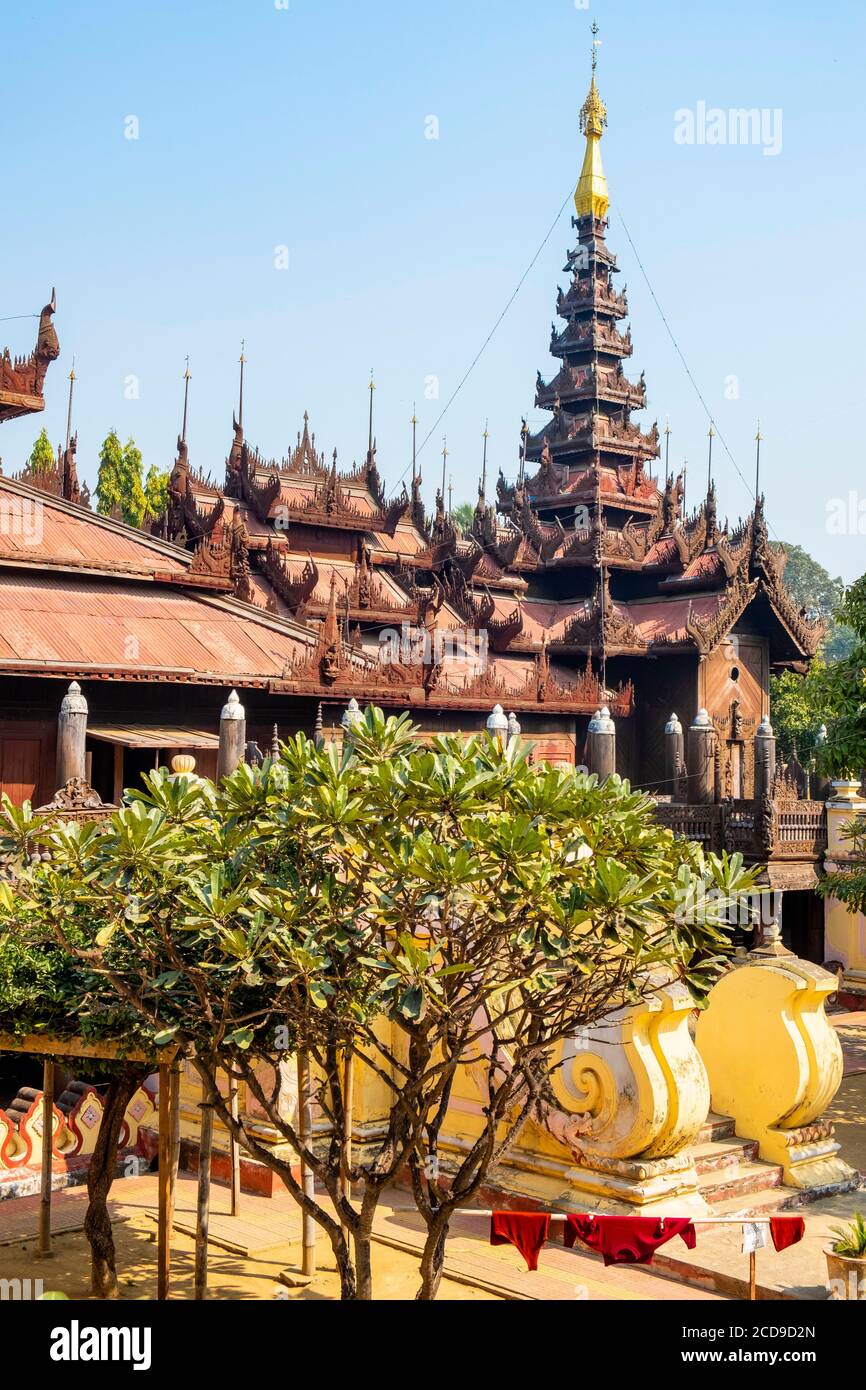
[[519, 36, 659, 528]]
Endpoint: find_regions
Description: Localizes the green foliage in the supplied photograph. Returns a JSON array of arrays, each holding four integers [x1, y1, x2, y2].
[[816, 574, 866, 779], [770, 566, 866, 776], [774, 542, 854, 660], [776, 542, 843, 620], [94, 431, 148, 527], [830, 1211, 866, 1258], [452, 502, 475, 532], [143, 464, 169, 522], [27, 427, 55, 476], [770, 662, 830, 762], [819, 815, 866, 916], [0, 711, 758, 1298]]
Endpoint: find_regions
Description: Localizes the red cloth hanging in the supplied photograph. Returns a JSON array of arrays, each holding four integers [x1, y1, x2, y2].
[[564, 1214, 697, 1266], [769, 1216, 805, 1252], [489, 1212, 551, 1271]]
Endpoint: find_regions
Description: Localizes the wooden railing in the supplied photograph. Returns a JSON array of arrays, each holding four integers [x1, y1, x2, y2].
[[653, 798, 827, 863]]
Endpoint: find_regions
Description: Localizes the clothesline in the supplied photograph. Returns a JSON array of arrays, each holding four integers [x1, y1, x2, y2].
[[460, 1208, 794, 1225]]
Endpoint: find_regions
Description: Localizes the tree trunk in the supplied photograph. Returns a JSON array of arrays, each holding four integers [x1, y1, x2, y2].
[[354, 1226, 374, 1301], [329, 1227, 358, 1300], [83, 1068, 145, 1299], [416, 1218, 449, 1300]]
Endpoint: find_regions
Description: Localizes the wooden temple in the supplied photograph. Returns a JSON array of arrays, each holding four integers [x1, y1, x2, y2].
[[0, 62, 830, 955]]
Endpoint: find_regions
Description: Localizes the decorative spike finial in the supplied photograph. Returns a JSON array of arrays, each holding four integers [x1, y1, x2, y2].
[[755, 420, 762, 502], [706, 423, 715, 494], [64, 357, 76, 454], [367, 369, 375, 459], [575, 21, 609, 219], [441, 435, 448, 499], [238, 340, 246, 429], [480, 419, 489, 499], [411, 404, 417, 482], [181, 356, 191, 445]]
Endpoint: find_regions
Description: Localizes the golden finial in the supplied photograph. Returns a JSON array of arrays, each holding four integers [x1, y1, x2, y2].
[[574, 22, 609, 220]]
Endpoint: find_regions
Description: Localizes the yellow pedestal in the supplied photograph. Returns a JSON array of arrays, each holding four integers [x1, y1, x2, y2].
[[696, 946, 856, 1191]]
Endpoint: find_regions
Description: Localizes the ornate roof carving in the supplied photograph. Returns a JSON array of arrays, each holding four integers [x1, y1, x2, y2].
[[0, 291, 60, 420]]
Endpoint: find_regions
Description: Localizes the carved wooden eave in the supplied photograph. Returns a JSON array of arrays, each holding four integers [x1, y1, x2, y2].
[[409, 476, 429, 540], [268, 468, 408, 537], [537, 363, 646, 413], [283, 413, 330, 479], [687, 496, 827, 660], [758, 570, 826, 658], [224, 415, 245, 497], [486, 598, 523, 653], [453, 541, 485, 584], [324, 563, 414, 622], [187, 533, 235, 590], [0, 291, 59, 423], [491, 524, 523, 568], [685, 575, 760, 655], [554, 516, 650, 569], [276, 634, 423, 700], [407, 536, 459, 573], [551, 320, 632, 358], [339, 447, 387, 510], [257, 538, 319, 611], [496, 470, 516, 512], [426, 652, 633, 717], [243, 456, 283, 524], [524, 449, 568, 499]]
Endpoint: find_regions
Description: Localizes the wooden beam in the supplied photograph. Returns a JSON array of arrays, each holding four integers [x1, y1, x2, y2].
[[297, 1052, 317, 1277], [229, 1080, 241, 1217], [113, 744, 124, 805], [194, 1102, 214, 1300], [0, 1032, 176, 1063], [37, 1059, 54, 1259]]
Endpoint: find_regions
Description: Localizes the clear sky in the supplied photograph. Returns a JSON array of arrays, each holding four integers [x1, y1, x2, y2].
[[2, 0, 864, 579]]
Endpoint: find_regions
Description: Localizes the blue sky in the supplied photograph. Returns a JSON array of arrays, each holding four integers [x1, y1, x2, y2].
[[2, 0, 864, 579]]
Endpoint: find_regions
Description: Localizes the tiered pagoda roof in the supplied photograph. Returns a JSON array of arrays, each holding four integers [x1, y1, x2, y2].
[[0, 51, 821, 722]]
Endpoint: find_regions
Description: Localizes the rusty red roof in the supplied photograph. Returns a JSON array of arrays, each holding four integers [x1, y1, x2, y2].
[[0, 573, 313, 683], [0, 476, 190, 578]]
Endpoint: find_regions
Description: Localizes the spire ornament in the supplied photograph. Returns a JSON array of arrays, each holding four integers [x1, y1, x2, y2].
[[575, 22, 609, 220]]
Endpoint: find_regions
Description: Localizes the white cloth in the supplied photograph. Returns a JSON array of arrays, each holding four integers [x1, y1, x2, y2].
[[741, 1221, 768, 1254]]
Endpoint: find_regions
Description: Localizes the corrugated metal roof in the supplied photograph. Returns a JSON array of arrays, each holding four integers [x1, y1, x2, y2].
[[88, 724, 220, 749], [0, 574, 310, 680], [0, 477, 189, 575]]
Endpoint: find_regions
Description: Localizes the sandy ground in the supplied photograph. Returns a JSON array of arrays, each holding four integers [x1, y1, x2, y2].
[[0, 1185, 500, 1302], [0, 1014, 861, 1303]]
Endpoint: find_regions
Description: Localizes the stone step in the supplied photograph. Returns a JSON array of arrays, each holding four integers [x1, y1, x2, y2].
[[695, 1111, 736, 1144], [690, 1136, 759, 1175], [698, 1158, 784, 1205], [706, 1185, 809, 1219]]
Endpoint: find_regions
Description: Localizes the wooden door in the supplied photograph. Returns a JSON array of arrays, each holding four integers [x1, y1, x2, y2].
[[0, 738, 41, 805]]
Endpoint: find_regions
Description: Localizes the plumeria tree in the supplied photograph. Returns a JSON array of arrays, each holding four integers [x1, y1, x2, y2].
[[0, 709, 756, 1300]]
